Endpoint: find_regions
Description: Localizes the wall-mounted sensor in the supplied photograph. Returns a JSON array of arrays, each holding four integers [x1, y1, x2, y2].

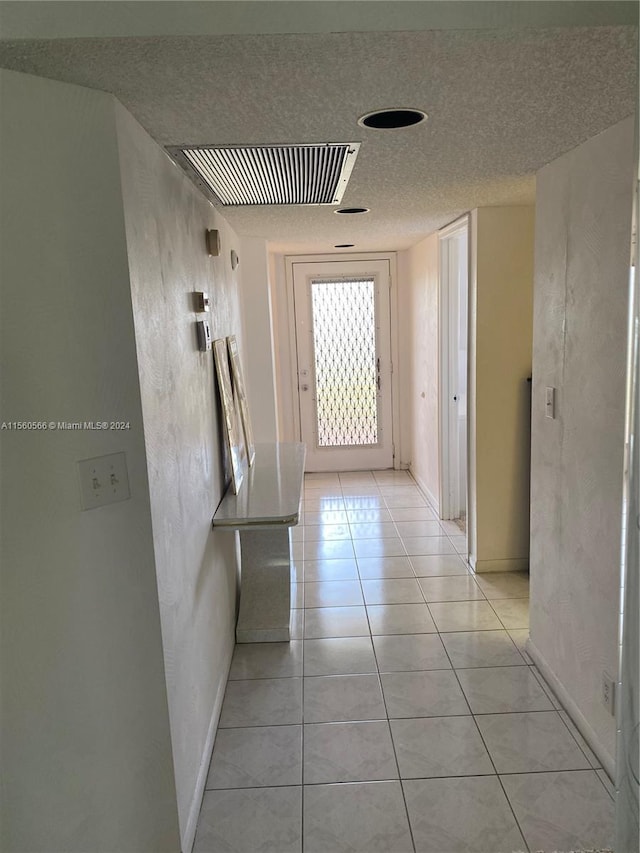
[[196, 320, 212, 351], [230, 249, 240, 270], [193, 291, 210, 312], [206, 229, 221, 257]]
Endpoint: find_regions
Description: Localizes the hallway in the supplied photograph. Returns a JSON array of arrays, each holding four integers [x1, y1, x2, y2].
[[193, 471, 614, 853]]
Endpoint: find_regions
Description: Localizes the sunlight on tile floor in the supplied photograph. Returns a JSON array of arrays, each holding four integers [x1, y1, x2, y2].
[[194, 470, 614, 853]]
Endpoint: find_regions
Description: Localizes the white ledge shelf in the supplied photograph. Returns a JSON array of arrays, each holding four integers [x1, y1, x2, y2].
[[212, 442, 306, 643]]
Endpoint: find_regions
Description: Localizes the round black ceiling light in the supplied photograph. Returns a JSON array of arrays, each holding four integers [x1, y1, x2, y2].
[[358, 108, 427, 129], [334, 207, 369, 215], [334, 243, 355, 248]]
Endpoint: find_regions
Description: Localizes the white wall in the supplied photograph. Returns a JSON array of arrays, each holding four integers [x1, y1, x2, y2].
[[239, 237, 279, 441], [115, 104, 243, 851], [0, 70, 180, 852], [529, 116, 634, 771], [471, 206, 535, 572], [401, 234, 440, 507]]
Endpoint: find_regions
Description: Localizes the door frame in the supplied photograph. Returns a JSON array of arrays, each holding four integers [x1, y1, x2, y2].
[[284, 252, 400, 468], [438, 215, 470, 520]]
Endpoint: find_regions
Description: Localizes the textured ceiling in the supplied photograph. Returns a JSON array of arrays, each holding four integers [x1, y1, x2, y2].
[[0, 20, 637, 252]]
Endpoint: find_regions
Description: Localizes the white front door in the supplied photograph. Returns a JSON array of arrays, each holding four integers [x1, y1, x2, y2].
[[292, 259, 393, 471]]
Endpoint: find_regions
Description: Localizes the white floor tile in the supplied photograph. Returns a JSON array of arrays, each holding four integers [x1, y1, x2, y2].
[[303, 674, 386, 723], [304, 720, 397, 783], [303, 781, 413, 853], [428, 600, 503, 632], [361, 577, 424, 605], [366, 603, 437, 635], [304, 580, 363, 608], [456, 665, 555, 714], [304, 637, 377, 676], [474, 571, 530, 599], [388, 506, 437, 522], [390, 716, 493, 778], [304, 538, 355, 561], [357, 555, 415, 579], [394, 519, 443, 538], [349, 521, 398, 539], [404, 776, 526, 853], [441, 630, 526, 668], [489, 597, 530, 629], [228, 641, 303, 680], [206, 725, 302, 789], [373, 633, 451, 672], [304, 523, 351, 541], [346, 507, 393, 524], [411, 554, 470, 577], [402, 536, 456, 556], [194, 787, 301, 853], [219, 678, 303, 728], [353, 537, 406, 559], [381, 670, 469, 719], [475, 711, 592, 773], [501, 770, 615, 852], [303, 558, 358, 582], [418, 574, 484, 602], [304, 606, 369, 639]]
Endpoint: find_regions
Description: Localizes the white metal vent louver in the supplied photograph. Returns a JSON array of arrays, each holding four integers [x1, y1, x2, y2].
[[166, 143, 360, 206]]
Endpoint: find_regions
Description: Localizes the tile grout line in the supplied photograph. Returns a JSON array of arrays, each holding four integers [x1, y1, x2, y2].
[[434, 575, 533, 853], [361, 513, 419, 853]]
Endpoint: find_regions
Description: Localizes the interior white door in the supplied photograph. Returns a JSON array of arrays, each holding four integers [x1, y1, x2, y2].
[[440, 220, 469, 520], [292, 260, 393, 471]]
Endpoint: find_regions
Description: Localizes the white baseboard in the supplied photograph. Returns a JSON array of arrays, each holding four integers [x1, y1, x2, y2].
[[411, 469, 440, 515], [182, 656, 232, 853], [526, 637, 615, 780]]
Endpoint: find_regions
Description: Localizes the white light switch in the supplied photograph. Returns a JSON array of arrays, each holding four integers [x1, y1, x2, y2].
[[545, 386, 556, 419], [78, 452, 130, 510]]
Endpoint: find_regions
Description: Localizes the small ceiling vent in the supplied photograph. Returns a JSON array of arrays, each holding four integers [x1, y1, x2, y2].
[[166, 143, 360, 206]]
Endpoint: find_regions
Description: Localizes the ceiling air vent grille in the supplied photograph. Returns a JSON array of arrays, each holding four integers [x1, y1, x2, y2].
[[166, 143, 360, 206]]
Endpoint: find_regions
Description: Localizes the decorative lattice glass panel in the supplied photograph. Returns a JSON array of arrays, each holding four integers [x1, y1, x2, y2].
[[310, 278, 379, 447]]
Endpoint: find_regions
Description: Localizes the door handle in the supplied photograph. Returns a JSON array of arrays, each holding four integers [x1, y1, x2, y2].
[[376, 357, 381, 391]]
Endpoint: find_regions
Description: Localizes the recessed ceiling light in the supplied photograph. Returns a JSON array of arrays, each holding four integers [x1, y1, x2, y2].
[[334, 207, 369, 215], [334, 243, 355, 248], [358, 108, 427, 129]]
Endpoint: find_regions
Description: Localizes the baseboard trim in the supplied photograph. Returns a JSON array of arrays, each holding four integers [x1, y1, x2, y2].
[[526, 637, 615, 780], [473, 557, 529, 574], [182, 655, 233, 853], [411, 469, 440, 515]]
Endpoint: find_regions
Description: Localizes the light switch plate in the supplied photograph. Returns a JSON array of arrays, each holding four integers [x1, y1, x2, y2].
[[78, 452, 130, 510]]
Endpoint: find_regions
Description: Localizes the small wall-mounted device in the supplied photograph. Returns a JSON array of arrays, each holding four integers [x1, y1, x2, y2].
[[193, 291, 210, 312], [545, 386, 556, 419], [206, 229, 221, 257], [196, 319, 212, 351], [230, 249, 240, 270]]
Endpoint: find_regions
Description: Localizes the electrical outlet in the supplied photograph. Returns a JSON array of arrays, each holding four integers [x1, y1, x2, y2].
[[602, 672, 616, 716]]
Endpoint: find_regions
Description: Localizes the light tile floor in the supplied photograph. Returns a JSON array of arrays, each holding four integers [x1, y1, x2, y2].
[[194, 470, 614, 853]]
